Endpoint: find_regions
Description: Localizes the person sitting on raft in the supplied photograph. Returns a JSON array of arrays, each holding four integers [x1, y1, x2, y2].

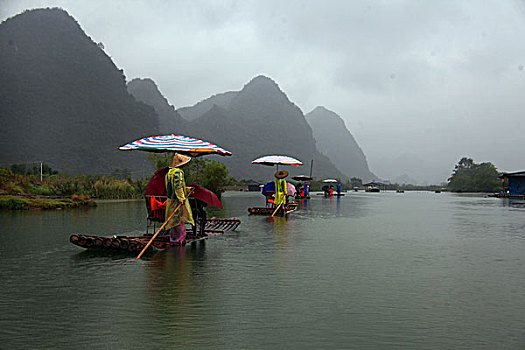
[[165, 153, 194, 244], [274, 170, 288, 207], [296, 183, 303, 196], [304, 182, 310, 197]]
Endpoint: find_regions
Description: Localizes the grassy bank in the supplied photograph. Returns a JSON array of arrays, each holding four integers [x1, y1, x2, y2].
[[0, 195, 96, 210], [0, 168, 146, 210]]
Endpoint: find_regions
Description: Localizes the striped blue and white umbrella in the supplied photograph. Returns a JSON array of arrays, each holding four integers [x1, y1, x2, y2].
[[118, 134, 232, 157], [252, 155, 303, 166]]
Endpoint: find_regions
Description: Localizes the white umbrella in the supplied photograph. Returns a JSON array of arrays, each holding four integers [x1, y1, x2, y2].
[[252, 155, 303, 166]]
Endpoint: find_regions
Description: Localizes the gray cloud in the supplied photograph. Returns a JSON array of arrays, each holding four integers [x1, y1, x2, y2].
[[3, 0, 525, 183]]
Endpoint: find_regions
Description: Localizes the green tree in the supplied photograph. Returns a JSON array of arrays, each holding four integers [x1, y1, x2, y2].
[[448, 157, 500, 192], [185, 158, 231, 196], [148, 153, 172, 170], [10, 163, 27, 175], [457, 157, 474, 170], [350, 177, 363, 188]]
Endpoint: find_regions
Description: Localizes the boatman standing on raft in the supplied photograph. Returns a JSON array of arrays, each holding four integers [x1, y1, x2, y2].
[[274, 170, 288, 208], [165, 153, 194, 244]]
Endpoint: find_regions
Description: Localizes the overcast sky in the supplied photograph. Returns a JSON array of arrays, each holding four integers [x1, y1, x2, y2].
[[3, 0, 525, 184]]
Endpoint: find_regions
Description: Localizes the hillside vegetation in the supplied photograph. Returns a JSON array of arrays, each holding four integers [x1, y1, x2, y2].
[[0, 8, 158, 176]]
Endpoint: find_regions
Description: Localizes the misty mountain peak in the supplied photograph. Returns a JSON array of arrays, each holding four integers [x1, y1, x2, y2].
[[240, 75, 284, 95], [127, 77, 186, 133], [309, 106, 337, 117], [245, 75, 279, 87], [312, 106, 329, 113], [306, 107, 375, 181], [129, 77, 157, 90], [232, 75, 294, 114], [127, 77, 170, 106], [177, 91, 237, 121], [6, 7, 75, 28], [307, 106, 346, 128]]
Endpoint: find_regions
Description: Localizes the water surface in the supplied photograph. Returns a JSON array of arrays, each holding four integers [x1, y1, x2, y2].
[[1, 192, 524, 349]]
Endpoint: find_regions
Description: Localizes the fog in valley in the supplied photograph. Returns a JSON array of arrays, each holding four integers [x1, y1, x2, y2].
[[3, 0, 525, 184]]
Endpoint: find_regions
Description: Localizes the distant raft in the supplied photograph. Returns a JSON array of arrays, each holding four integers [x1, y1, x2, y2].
[[248, 202, 298, 216], [70, 218, 240, 252], [295, 194, 310, 199]]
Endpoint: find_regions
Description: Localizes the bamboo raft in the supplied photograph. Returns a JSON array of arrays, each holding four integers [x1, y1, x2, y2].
[[70, 218, 241, 252], [487, 193, 525, 199], [248, 202, 298, 216], [295, 195, 310, 199]]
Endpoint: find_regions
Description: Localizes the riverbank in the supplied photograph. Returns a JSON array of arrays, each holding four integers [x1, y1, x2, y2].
[[0, 167, 145, 210], [0, 194, 96, 210]]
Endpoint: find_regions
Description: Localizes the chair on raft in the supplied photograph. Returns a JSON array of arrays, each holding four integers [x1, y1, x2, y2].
[[265, 191, 275, 208], [145, 194, 207, 238], [145, 195, 167, 234]]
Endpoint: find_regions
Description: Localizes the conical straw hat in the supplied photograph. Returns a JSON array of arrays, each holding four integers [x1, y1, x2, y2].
[[274, 170, 289, 179], [169, 153, 192, 168]]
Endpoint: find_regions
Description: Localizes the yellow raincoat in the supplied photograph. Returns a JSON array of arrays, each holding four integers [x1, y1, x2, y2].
[[165, 167, 194, 230], [274, 178, 287, 206]]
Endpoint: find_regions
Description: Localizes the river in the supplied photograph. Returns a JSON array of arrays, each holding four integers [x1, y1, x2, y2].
[[1, 191, 524, 349]]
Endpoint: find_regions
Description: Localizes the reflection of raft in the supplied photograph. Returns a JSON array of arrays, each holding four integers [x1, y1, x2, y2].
[[248, 202, 298, 216], [365, 187, 380, 192], [70, 218, 241, 252], [295, 195, 310, 199]]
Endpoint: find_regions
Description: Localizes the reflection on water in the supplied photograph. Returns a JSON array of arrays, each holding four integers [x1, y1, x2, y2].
[[268, 216, 291, 250], [502, 198, 525, 209], [1, 192, 525, 349]]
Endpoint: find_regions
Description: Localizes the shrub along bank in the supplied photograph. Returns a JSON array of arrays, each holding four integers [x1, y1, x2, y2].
[[0, 194, 96, 210], [0, 167, 147, 210]]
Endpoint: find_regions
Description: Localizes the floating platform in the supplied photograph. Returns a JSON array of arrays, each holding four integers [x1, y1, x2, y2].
[[295, 195, 310, 199], [70, 218, 240, 252], [248, 202, 298, 216], [487, 194, 525, 199]]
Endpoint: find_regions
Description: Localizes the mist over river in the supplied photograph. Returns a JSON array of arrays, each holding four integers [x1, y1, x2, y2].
[[1, 191, 524, 349]]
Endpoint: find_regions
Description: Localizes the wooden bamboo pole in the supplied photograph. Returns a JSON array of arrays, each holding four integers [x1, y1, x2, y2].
[[271, 198, 284, 217]]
